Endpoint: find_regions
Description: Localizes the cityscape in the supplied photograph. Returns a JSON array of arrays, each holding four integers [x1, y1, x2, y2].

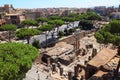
[[0, 0, 120, 80]]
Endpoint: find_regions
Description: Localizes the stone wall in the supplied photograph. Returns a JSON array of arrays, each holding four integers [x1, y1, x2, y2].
[[58, 31, 86, 44]]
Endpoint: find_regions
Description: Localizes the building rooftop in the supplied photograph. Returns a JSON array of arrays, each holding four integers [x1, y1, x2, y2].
[[88, 48, 117, 68], [5, 13, 19, 16], [103, 57, 119, 71], [112, 12, 120, 14]]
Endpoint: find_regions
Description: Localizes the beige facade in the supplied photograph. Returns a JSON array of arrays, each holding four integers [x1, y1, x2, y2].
[[0, 19, 5, 26], [4, 14, 25, 26]]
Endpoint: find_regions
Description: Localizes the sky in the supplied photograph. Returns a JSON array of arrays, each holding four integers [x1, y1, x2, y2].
[[0, 0, 120, 8]]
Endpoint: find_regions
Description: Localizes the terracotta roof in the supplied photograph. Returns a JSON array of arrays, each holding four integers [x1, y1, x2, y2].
[[88, 48, 117, 68]]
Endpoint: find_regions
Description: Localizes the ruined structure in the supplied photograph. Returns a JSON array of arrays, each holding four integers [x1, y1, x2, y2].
[[87, 48, 119, 80], [38, 31, 120, 80], [42, 42, 75, 65]]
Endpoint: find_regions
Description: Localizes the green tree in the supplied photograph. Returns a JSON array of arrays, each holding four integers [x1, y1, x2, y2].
[[68, 13, 77, 18], [110, 20, 120, 34], [16, 28, 40, 44], [32, 39, 41, 49], [38, 24, 53, 46], [58, 31, 65, 38], [38, 24, 53, 32], [21, 20, 38, 28], [62, 17, 74, 27], [95, 20, 120, 80], [78, 20, 93, 30], [0, 42, 39, 80], [49, 15, 61, 20], [48, 20, 64, 35], [55, 20, 64, 35], [37, 17, 48, 26], [77, 12, 102, 21], [0, 24, 17, 42], [87, 12, 102, 20], [67, 13, 77, 27], [95, 20, 120, 46], [62, 17, 70, 26]]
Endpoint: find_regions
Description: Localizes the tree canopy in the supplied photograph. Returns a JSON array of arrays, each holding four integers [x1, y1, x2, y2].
[[54, 20, 64, 26], [77, 12, 102, 21], [95, 20, 120, 46], [48, 20, 64, 26], [0, 24, 17, 42], [49, 15, 61, 20], [38, 24, 53, 32], [0, 24, 17, 31], [21, 20, 38, 28], [0, 42, 39, 80], [16, 28, 40, 44], [86, 12, 102, 20], [78, 20, 94, 30], [37, 17, 48, 25]]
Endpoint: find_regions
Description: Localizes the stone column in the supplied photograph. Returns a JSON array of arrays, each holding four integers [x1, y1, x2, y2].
[[59, 67, 63, 76], [82, 49, 86, 56], [79, 67, 82, 73], [92, 48, 97, 57], [74, 65, 79, 77], [47, 57, 51, 66], [74, 41, 77, 51], [57, 62, 61, 68], [52, 63, 56, 73], [68, 70, 72, 80]]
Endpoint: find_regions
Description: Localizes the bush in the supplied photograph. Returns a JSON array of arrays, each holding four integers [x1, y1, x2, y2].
[[32, 39, 41, 49], [58, 31, 65, 38], [0, 42, 38, 80]]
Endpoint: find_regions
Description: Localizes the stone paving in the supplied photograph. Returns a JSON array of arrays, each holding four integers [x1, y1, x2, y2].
[[23, 64, 53, 80]]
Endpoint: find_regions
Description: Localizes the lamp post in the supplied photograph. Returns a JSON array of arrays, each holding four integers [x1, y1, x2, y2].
[[45, 31, 49, 47]]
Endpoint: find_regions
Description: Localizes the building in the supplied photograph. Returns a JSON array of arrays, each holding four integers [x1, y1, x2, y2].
[[0, 19, 5, 26], [94, 6, 106, 16], [24, 12, 41, 20], [0, 13, 5, 26], [0, 4, 15, 14], [86, 48, 119, 80], [5, 13, 25, 26], [112, 12, 120, 19], [41, 42, 75, 65]]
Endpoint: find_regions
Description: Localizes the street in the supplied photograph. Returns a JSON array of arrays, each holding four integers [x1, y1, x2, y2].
[[29, 21, 80, 47]]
